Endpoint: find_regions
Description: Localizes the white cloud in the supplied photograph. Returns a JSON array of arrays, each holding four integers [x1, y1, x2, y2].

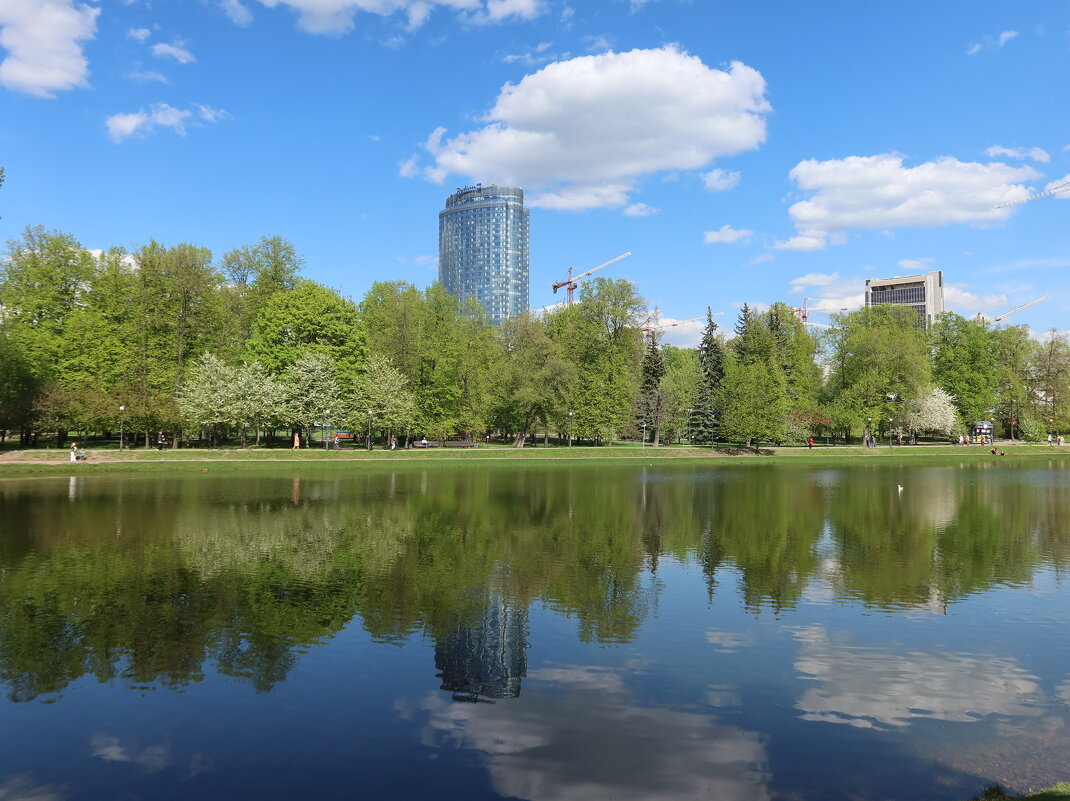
[[788, 272, 840, 294], [253, 0, 540, 36], [985, 145, 1050, 163], [127, 68, 169, 83], [152, 41, 196, 64], [127, 27, 151, 42], [730, 301, 770, 315], [196, 104, 229, 123], [999, 30, 1018, 47], [481, 0, 541, 24], [745, 253, 774, 266], [967, 30, 1020, 55], [702, 168, 741, 192], [773, 234, 826, 251], [786, 273, 864, 312], [221, 0, 254, 25], [106, 103, 228, 143], [407, 46, 770, 211], [703, 224, 752, 244], [624, 202, 659, 217], [781, 153, 1040, 248], [659, 315, 712, 347], [502, 41, 564, 67], [944, 285, 1008, 314], [1045, 173, 1070, 198], [896, 258, 933, 271], [0, 0, 99, 97]]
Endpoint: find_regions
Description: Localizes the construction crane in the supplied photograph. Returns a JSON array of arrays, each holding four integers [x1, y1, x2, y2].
[[552, 252, 632, 307], [640, 313, 719, 343], [995, 181, 1070, 209], [794, 297, 860, 322], [976, 295, 1051, 323]]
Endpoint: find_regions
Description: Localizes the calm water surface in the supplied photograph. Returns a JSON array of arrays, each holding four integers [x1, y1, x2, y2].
[[2, 461, 1069, 801]]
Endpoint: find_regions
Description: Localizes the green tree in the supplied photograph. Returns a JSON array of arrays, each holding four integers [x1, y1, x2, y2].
[[245, 279, 363, 376], [0, 323, 35, 443], [930, 313, 997, 423], [660, 345, 700, 444], [1032, 329, 1070, 433], [220, 236, 304, 352], [825, 305, 932, 440], [127, 242, 226, 446], [547, 278, 646, 444], [636, 333, 667, 445], [348, 355, 417, 446], [0, 226, 97, 443], [991, 324, 1034, 438], [719, 352, 788, 448], [689, 309, 724, 446], [493, 313, 575, 447]]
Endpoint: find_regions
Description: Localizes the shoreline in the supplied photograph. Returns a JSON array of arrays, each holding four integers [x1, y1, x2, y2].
[[2, 443, 1068, 475]]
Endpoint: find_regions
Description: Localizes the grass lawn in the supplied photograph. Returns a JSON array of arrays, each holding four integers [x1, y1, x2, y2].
[[1, 441, 1068, 476]]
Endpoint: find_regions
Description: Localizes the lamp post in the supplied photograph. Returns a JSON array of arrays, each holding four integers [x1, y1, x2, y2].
[[119, 405, 126, 450], [367, 410, 373, 451], [888, 417, 893, 447], [686, 408, 693, 445], [568, 411, 573, 447], [642, 421, 647, 449]]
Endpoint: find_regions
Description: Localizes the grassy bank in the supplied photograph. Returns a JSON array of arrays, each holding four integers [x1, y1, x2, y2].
[[1, 442, 1068, 476]]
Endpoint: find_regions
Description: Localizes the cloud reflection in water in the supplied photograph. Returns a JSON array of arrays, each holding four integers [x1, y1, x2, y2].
[[792, 626, 1041, 729], [416, 665, 770, 801]]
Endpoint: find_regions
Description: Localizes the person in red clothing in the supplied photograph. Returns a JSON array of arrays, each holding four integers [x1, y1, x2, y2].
[[807, 437, 814, 450]]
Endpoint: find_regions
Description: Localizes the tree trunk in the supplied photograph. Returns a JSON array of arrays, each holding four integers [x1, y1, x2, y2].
[[241, 424, 248, 448]]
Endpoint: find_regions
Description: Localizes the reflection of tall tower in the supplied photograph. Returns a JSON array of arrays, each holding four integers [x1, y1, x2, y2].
[[435, 595, 528, 702]]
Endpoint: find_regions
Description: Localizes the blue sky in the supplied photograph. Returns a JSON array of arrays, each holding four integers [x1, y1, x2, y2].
[[2, 0, 1068, 345]]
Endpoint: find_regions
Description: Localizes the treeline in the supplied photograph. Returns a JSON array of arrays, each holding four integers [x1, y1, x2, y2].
[[1, 224, 1068, 447]]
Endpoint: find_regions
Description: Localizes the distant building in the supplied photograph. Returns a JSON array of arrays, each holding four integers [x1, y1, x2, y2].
[[864, 270, 944, 329], [434, 595, 528, 702], [439, 184, 529, 325]]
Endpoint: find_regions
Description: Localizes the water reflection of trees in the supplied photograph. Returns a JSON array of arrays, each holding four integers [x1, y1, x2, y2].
[[0, 462, 1067, 700]]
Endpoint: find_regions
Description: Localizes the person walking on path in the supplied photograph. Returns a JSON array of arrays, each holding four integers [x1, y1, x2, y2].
[[156, 431, 164, 451], [807, 437, 814, 450], [70, 443, 78, 462], [292, 430, 301, 450]]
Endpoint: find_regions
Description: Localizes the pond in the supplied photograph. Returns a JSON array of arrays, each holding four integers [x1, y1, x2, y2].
[[1, 460, 1068, 801]]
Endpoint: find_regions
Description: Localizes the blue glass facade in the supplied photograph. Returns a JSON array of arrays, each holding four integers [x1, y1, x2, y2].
[[439, 185, 529, 325]]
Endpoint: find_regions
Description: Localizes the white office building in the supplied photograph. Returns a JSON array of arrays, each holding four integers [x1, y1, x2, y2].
[[864, 270, 944, 329]]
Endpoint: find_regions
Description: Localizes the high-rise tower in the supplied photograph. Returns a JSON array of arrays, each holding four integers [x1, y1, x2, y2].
[[439, 184, 529, 325]]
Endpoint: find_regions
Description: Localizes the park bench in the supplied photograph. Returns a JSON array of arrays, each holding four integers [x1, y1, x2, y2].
[[443, 440, 476, 448]]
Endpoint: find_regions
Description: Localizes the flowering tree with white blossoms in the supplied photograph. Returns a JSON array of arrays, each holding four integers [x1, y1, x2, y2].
[[900, 388, 959, 436]]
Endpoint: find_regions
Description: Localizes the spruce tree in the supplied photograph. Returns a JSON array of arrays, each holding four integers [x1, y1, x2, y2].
[[689, 308, 724, 446], [637, 333, 667, 445]]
